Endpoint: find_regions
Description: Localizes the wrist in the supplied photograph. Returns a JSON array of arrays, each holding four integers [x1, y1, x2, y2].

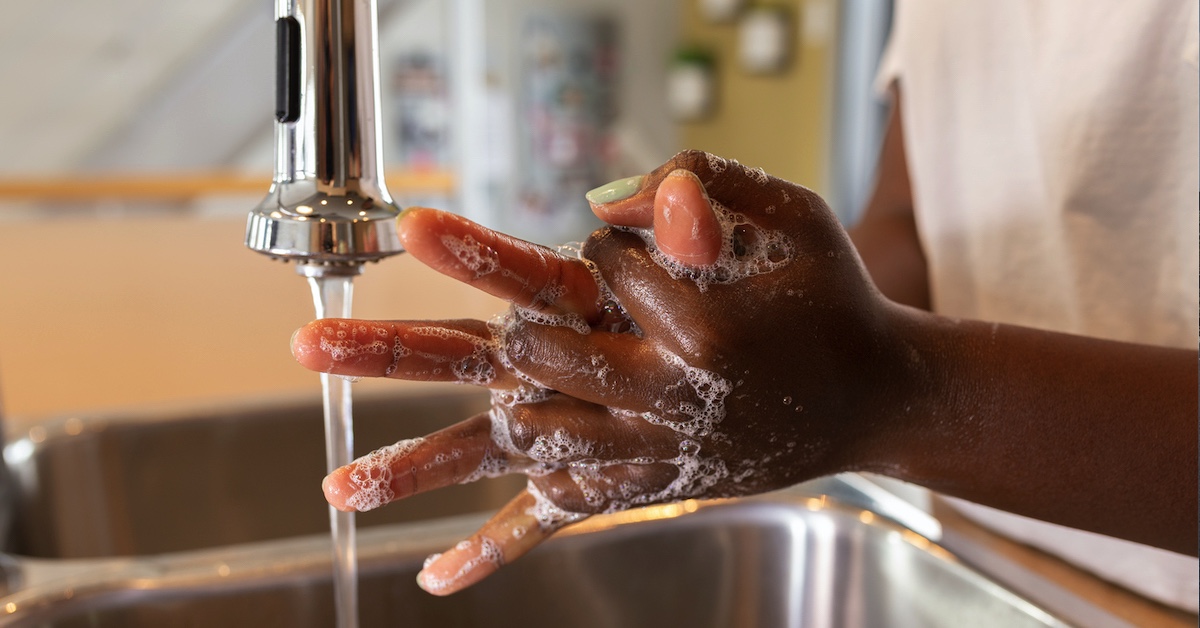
[[845, 302, 956, 482]]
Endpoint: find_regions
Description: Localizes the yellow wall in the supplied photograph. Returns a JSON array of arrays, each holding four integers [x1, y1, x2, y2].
[[677, 0, 832, 192], [0, 209, 503, 426]]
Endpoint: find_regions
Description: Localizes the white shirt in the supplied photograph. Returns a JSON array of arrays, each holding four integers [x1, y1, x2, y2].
[[877, 0, 1199, 611]]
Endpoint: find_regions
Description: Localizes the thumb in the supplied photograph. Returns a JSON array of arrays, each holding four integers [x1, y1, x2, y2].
[[654, 169, 722, 266]]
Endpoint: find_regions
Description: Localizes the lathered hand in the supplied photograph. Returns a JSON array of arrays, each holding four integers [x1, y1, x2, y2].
[[291, 150, 1200, 595], [292, 151, 909, 595]]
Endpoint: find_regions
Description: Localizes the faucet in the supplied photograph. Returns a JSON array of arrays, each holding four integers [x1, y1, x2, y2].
[[245, 0, 404, 277], [244, 5, 402, 624]]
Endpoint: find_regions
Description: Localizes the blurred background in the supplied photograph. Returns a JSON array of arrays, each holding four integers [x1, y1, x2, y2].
[[0, 0, 891, 421]]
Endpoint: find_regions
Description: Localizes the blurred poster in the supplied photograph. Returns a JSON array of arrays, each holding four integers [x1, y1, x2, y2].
[[388, 51, 453, 210], [392, 52, 451, 171], [514, 13, 618, 244]]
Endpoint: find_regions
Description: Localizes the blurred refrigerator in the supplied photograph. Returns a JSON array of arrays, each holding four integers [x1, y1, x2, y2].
[[382, 0, 679, 246]]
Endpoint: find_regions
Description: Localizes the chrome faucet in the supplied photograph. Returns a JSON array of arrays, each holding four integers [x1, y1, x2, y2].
[[245, 0, 404, 277]]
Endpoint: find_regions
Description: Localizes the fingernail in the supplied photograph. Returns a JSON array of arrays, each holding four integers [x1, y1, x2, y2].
[[666, 168, 699, 182], [585, 175, 644, 205], [289, 328, 301, 350], [395, 206, 415, 228]]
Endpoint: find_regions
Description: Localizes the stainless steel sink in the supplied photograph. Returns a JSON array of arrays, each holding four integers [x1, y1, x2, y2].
[[4, 390, 524, 558], [0, 390, 1126, 627], [2, 494, 1074, 628]]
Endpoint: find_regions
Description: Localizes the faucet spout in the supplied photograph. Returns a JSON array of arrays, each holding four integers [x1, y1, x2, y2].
[[246, 0, 403, 276]]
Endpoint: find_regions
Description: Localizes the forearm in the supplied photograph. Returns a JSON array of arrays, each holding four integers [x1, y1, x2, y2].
[[869, 305, 1198, 555]]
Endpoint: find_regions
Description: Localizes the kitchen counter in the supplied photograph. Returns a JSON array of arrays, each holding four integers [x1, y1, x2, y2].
[[933, 498, 1197, 627], [0, 213, 504, 423]]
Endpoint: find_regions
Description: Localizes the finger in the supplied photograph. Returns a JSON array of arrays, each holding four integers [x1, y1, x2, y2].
[[590, 150, 830, 231], [653, 169, 722, 266], [664, 151, 848, 251], [502, 394, 682, 463], [501, 322, 652, 402], [531, 462, 680, 514], [580, 227, 718, 342], [587, 150, 778, 226], [416, 487, 581, 595], [663, 150, 812, 222], [292, 318, 527, 388], [416, 457, 684, 595], [397, 208, 602, 322], [323, 413, 520, 513], [502, 323, 733, 440], [587, 175, 654, 227]]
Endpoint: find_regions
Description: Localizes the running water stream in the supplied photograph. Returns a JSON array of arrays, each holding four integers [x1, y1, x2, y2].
[[307, 273, 359, 628]]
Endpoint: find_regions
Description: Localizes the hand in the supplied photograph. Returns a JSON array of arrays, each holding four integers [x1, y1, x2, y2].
[[291, 151, 912, 594]]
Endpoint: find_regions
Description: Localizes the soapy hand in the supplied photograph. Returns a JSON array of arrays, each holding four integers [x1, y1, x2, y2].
[[291, 151, 909, 595]]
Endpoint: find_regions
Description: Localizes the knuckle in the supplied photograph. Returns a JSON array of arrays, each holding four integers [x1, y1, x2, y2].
[[669, 149, 715, 176], [580, 227, 647, 270], [498, 320, 538, 372], [503, 403, 541, 454], [532, 476, 597, 514]]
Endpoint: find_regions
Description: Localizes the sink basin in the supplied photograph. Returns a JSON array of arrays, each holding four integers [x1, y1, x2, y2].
[[0, 494, 1072, 628], [0, 390, 1126, 627], [4, 390, 524, 558]]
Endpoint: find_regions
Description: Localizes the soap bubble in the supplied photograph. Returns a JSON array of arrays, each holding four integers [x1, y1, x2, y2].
[[440, 233, 500, 279], [343, 438, 425, 512], [619, 199, 793, 293]]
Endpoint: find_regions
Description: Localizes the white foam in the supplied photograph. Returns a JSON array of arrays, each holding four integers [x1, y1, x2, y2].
[[383, 335, 411, 376], [588, 441, 730, 515], [513, 304, 591, 335], [642, 350, 733, 438], [527, 428, 595, 463], [567, 465, 607, 508], [439, 233, 500, 279], [419, 536, 504, 594], [458, 406, 519, 484], [343, 437, 424, 512], [451, 356, 496, 386], [581, 353, 612, 385], [618, 200, 793, 292], [407, 326, 496, 385], [555, 241, 585, 257], [525, 481, 587, 531], [318, 335, 389, 362], [486, 315, 557, 394]]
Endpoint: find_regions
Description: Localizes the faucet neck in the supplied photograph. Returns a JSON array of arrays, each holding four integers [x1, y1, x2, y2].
[[277, 0, 388, 198], [247, 0, 403, 269]]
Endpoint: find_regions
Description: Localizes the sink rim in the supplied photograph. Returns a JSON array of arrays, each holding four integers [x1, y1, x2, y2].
[[0, 480, 1126, 627], [0, 386, 1134, 627]]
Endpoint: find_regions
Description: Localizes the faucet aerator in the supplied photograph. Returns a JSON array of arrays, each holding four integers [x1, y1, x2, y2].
[[245, 0, 404, 277]]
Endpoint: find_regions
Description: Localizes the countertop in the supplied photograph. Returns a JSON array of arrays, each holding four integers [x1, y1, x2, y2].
[[933, 498, 1198, 627], [0, 213, 504, 424]]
